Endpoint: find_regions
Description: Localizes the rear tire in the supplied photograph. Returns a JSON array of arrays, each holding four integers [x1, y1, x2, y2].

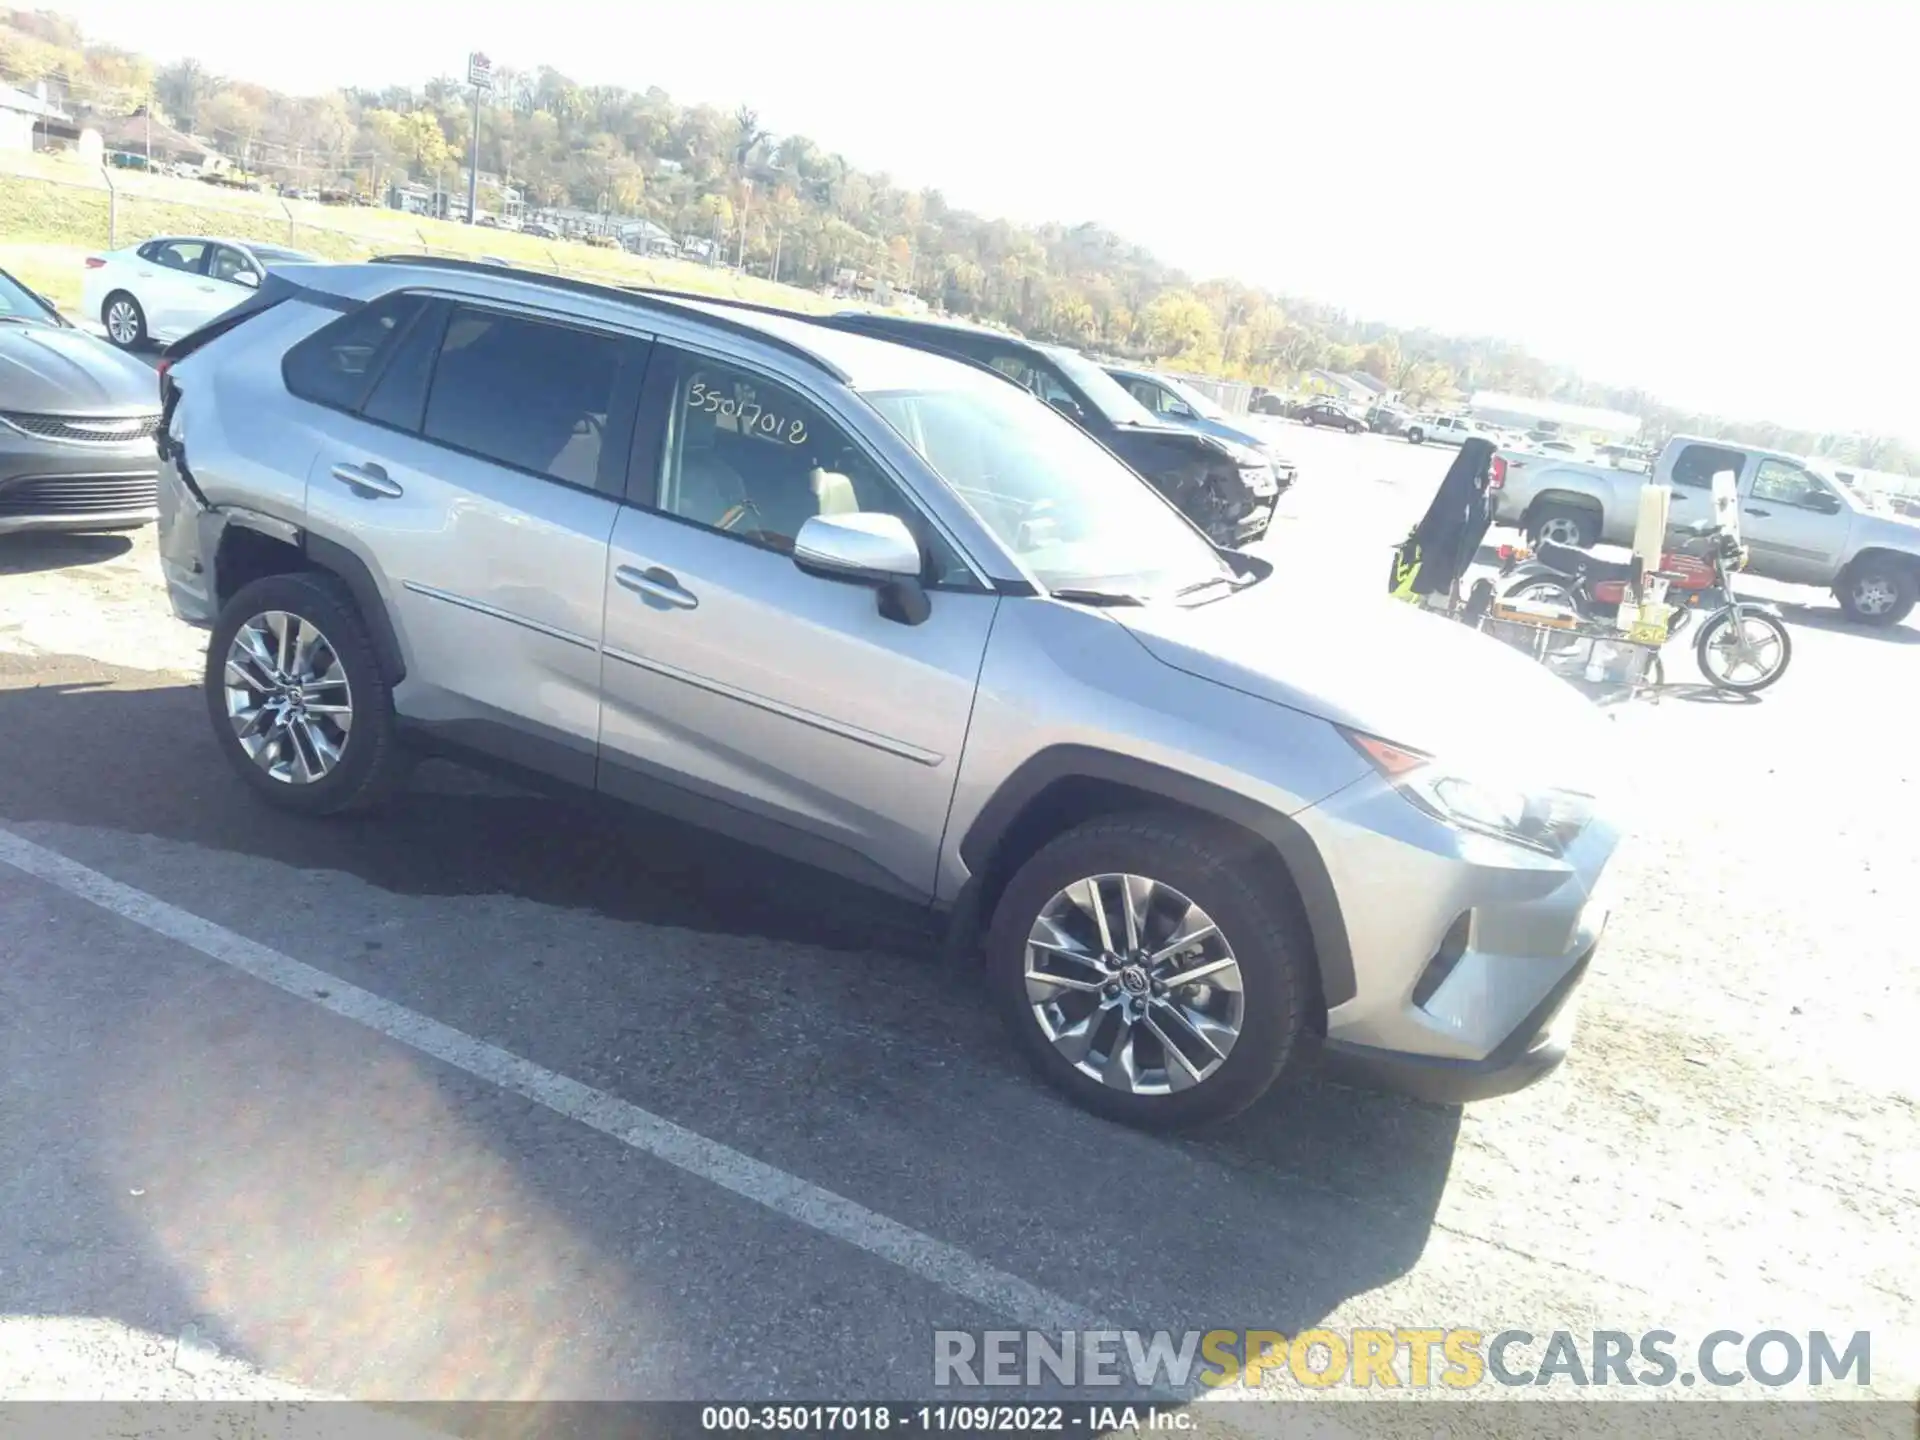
[[1836, 561, 1917, 627], [1527, 504, 1599, 548], [205, 571, 410, 815], [1345, 420, 1361, 434], [986, 814, 1307, 1130], [102, 291, 146, 349]]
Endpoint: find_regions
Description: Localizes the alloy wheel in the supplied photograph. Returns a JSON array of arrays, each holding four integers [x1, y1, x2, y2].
[[1851, 575, 1899, 617], [1701, 614, 1785, 686], [1023, 873, 1244, 1095], [105, 299, 140, 345], [222, 610, 355, 784], [1536, 516, 1586, 546]]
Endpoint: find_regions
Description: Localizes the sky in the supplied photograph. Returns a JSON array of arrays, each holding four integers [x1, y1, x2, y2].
[[45, 0, 1919, 440]]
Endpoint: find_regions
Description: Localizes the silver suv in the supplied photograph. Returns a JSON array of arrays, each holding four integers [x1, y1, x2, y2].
[[155, 257, 1623, 1128]]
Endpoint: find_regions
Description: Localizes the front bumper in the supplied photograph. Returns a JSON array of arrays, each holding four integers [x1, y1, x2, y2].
[[1319, 945, 1592, 1103], [1295, 767, 1620, 1102], [0, 433, 160, 536]]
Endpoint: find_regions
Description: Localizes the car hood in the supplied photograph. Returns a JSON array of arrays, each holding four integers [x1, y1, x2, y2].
[[1117, 576, 1619, 797], [0, 324, 158, 415]]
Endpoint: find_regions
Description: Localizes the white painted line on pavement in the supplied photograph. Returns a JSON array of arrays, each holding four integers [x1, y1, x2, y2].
[[0, 826, 1109, 1336]]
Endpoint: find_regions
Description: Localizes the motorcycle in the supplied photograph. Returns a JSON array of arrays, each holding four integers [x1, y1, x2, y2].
[[1494, 519, 1792, 693]]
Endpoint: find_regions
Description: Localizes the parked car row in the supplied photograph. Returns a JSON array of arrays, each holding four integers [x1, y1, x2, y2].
[[115, 254, 1623, 1130]]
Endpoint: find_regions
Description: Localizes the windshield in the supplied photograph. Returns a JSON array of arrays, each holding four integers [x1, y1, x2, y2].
[[0, 270, 56, 325], [1159, 374, 1230, 421], [1044, 346, 1162, 426], [866, 378, 1234, 598]]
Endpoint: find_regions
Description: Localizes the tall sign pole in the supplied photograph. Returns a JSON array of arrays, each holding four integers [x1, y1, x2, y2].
[[465, 51, 492, 224]]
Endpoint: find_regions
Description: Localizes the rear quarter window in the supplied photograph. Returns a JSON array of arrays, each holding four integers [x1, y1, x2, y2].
[[281, 293, 429, 412]]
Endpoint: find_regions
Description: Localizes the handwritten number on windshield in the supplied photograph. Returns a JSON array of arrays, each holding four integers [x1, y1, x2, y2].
[[687, 379, 807, 444]]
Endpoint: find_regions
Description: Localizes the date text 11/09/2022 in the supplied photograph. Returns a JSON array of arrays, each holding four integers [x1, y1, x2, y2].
[[701, 1406, 1190, 1433]]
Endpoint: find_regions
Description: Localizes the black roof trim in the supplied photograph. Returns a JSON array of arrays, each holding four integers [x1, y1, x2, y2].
[[363, 255, 849, 380]]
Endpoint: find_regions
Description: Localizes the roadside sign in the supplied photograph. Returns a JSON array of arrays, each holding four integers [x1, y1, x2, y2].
[[467, 52, 493, 89]]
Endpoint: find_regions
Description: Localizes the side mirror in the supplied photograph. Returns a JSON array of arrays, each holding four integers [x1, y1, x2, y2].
[[793, 511, 931, 625], [231, 270, 260, 288], [1047, 395, 1086, 423], [1803, 489, 1842, 514]]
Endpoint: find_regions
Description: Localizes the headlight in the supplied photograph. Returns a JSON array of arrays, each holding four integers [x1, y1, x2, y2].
[[1340, 729, 1593, 855], [1215, 439, 1269, 469]]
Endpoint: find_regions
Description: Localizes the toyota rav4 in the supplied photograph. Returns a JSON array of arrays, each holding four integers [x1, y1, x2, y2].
[[154, 256, 1622, 1128]]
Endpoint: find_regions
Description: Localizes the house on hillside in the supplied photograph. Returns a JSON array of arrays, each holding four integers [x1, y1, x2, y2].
[[82, 108, 228, 173], [0, 82, 77, 151]]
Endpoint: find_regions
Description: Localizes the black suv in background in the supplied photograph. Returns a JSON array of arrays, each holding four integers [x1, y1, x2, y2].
[[819, 314, 1282, 546]]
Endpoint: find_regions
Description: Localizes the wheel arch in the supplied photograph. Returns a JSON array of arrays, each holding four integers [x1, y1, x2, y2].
[[1840, 546, 1920, 585], [950, 745, 1354, 1018], [1523, 490, 1605, 525], [209, 515, 407, 684]]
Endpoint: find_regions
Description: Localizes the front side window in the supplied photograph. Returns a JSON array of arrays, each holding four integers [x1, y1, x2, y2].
[[209, 246, 257, 284], [867, 372, 1234, 600], [654, 352, 963, 579], [1752, 458, 1834, 509], [423, 308, 632, 488]]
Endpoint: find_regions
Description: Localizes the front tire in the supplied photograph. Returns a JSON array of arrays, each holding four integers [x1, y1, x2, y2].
[[205, 571, 409, 814], [1695, 608, 1792, 693], [1837, 561, 1917, 627], [1407, 427, 1425, 444], [986, 814, 1307, 1130], [102, 291, 146, 349]]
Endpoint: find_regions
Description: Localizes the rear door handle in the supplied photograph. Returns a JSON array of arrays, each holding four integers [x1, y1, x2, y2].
[[197, 284, 217, 292], [1744, 507, 1771, 517], [329, 461, 403, 499], [615, 563, 699, 610]]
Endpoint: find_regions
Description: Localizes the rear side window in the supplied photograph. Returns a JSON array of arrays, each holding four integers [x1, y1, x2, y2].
[[422, 307, 635, 489], [1670, 442, 1746, 490], [283, 293, 428, 412]]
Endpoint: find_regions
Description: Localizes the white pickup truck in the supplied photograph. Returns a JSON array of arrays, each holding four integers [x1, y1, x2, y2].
[[1492, 433, 1920, 625]]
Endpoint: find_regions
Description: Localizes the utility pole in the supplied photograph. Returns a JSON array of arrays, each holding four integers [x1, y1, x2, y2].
[[735, 178, 752, 271], [143, 88, 151, 171], [465, 51, 491, 224]]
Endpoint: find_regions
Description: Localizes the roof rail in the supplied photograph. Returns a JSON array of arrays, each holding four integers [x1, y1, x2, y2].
[[363, 254, 849, 380]]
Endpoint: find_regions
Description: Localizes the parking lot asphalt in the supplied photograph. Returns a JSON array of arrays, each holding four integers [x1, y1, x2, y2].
[[1, 421, 1916, 1412]]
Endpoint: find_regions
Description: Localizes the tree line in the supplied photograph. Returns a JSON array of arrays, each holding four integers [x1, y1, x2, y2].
[[2, 6, 1911, 476]]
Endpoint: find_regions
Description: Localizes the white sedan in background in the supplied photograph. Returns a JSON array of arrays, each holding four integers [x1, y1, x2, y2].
[[80, 236, 317, 349]]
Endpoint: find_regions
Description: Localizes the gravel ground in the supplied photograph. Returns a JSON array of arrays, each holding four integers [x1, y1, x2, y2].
[[0, 421, 1914, 1428]]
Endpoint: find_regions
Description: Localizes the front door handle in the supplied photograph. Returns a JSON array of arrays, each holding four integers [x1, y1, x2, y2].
[[615, 563, 699, 610], [329, 461, 404, 499], [197, 284, 217, 292], [1744, 507, 1771, 517]]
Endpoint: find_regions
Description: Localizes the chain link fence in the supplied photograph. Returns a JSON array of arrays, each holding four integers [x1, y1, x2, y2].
[[1, 155, 828, 309]]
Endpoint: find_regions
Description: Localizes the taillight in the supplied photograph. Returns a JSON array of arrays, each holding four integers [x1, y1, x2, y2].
[[1497, 544, 1515, 561], [155, 356, 172, 382], [84, 256, 106, 269], [1489, 456, 1507, 491]]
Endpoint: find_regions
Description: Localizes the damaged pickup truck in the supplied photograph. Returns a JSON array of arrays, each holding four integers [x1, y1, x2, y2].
[[814, 313, 1286, 548]]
